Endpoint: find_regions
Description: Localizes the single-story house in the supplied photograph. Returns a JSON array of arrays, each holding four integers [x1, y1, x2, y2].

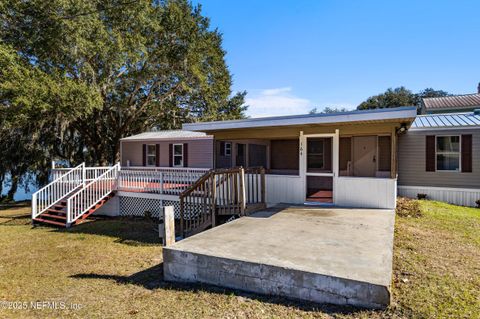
[[33, 90, 480, 229]]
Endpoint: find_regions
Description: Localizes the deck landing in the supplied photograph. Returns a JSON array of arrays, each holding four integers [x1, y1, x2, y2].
[[163, 205, 395, 309]]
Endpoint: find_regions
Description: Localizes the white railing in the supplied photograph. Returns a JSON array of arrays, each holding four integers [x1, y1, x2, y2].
[[32, 163, 85, 219], [52, 167, 111, 182], [118, 167, 209, 195], [66, 163, 120, 224]]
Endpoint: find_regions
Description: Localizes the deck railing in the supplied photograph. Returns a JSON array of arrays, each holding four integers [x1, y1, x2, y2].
[[244, 167, 266, 213], [32, 163, 85, 219], [52, 167, 111, 182], [179, 167, 266, 238], [66, 163, 120, 224], [117, 167, 209, 195]]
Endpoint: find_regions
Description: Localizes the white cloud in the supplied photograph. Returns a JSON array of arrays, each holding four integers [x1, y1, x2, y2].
[[245, 87, 313, 118]]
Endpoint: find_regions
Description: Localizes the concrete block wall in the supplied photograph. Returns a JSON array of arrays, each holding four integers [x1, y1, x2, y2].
[[163, 248, 390, 309]]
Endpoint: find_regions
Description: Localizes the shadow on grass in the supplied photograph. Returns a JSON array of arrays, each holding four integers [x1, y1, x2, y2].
[[70, 263, 370, 316], [56, 217, 162, 246]]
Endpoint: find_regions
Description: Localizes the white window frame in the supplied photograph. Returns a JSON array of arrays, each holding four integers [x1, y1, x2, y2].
[[172, 144, 184, 167], [435, 135, 461, 172], [146, 144, 156, 167], [224, 142, 232, 156]]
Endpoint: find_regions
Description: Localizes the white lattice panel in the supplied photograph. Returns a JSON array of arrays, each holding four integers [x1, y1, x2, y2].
[[119, 196, 181, 218], [119, 196, 207, 219], [163, 200, 181, 218]]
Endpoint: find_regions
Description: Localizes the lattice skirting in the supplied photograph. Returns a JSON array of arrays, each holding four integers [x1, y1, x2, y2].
[[119, 196, 180, 218]]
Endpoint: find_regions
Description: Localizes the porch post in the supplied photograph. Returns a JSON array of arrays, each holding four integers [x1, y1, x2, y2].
[[333, 129, 340, 205], [299, 131, 306, 200], [333, 129, 339, 178], [391, 127, 397, 179]]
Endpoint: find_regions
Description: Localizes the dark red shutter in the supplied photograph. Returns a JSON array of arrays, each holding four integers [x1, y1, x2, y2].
[[183, 143, 188, 167], [461, 135, 472, 172], [426, 135, 436, 172], [168, 144, 173, 167], [142, 144, 146, 166], [155, 144, 160, 167]]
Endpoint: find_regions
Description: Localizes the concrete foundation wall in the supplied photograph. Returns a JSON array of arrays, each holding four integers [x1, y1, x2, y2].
[[163, 249, 390, 309], [93, 196, 120, 216]]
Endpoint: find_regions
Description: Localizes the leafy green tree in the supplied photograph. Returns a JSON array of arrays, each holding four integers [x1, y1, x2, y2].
[[309, 106, 351, 114], [357, 87, 450, 112], [357, 87, 416, 110], [1, 0, 246, 167]]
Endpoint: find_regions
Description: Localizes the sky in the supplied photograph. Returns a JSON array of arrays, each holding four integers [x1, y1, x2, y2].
[[192, 0, 480, 117]]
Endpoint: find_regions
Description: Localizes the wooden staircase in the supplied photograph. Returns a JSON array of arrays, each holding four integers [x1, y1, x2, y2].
[[179, 167, 266, 238], [32, 163, 120, 228], [33, 192, 115, 227]]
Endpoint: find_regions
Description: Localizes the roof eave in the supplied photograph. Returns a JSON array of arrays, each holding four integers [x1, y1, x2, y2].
[[183, 107, 418, 132]]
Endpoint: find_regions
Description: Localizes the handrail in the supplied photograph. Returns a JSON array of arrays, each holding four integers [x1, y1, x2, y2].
[[66, 163, 120, 225], [179, 167, 267, 238], [32, 163, 85, 219]]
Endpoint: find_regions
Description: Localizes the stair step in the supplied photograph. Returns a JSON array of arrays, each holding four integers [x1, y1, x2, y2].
[[47, 208, 66, 214], [33, 218, 66, 227], [40, 213, 67, 220]]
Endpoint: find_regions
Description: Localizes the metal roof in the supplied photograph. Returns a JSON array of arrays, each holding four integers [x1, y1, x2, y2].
[[411, 112, 480, 130], [121, 130, 211, 141], [183, 106, 418, 132], [423, 94, 480, 110]]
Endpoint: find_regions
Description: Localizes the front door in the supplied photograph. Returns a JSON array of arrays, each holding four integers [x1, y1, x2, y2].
[[353, 136, 377, 177], [304, 136, 334, 203]]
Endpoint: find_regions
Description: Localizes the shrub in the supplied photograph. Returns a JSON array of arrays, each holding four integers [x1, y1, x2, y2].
[[417, 193, 428, 200], [396, 197, 422, 218]]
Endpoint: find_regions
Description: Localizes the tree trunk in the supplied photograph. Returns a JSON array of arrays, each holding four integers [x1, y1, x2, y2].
[[7, 173, 19, 202], [0, 173, 4, 197]]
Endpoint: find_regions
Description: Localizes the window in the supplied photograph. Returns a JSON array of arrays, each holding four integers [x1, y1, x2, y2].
[[224, 142, 232, 156], [146, 144, 156, 166], [436, 136, 460, 171], [173, 144, 183, 167]]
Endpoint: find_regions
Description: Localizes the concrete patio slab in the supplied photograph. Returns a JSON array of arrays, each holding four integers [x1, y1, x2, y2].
[[163, 205, 395, 309]]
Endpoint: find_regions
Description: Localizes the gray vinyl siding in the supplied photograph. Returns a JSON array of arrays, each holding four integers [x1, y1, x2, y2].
[[398, 128, 480, 188], [121, 138, 213, 168]]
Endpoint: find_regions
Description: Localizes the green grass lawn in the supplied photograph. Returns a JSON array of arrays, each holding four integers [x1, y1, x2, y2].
[[0, 200, 478, 318]]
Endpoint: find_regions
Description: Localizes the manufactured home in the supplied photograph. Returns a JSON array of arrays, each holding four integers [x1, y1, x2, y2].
[[29, 102, 479, 309]]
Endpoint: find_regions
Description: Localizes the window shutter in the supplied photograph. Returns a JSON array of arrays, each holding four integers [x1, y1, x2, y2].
[[169, 144, 173, 167], [183, 143, 188, 167], [155, 144, 160, 167], [142, 144, 146, 166], [461, 134, 472, 172], [425, 135, 435, 172]]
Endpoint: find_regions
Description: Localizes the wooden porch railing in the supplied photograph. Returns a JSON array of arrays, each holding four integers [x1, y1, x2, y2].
[[179, 167, 266, 238]]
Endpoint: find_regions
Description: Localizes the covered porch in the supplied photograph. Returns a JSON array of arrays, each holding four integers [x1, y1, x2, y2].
[[184, 107, 417, 209]]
